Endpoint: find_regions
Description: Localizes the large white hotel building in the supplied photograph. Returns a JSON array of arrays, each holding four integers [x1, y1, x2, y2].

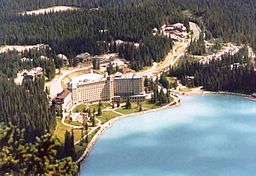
[[55, 72, 145, 112]]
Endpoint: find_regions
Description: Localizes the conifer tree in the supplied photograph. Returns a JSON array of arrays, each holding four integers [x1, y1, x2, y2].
[[0, 125, 78, 175]]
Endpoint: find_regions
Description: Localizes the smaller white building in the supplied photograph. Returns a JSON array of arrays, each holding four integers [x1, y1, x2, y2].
[[55, 89, 73, 113], [14, 67, 43, 85]]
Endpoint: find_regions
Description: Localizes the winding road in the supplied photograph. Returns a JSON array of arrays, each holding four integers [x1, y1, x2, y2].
[[47, 22, 200, 100], [48, 22, 201, 148], [140, 22, 201, 77], [46, 66, 91, 99]]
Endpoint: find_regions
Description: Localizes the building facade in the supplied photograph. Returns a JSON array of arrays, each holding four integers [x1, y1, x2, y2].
[[113, 73, 145, 102], [68, 73, 145, 105], [71, 78, 114, 103]]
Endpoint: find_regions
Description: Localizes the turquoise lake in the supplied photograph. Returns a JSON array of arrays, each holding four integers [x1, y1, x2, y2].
[[80, 94, 256, 176]]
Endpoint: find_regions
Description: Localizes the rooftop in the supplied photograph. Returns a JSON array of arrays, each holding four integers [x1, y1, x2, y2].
[[69, 73, 104, 89], [114, 73, 143, 79], [69, 73, 143, 90], [56, 89, 71, 100]]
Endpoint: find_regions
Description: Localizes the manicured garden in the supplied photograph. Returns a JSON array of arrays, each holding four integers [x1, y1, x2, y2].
[[97, 111, 121, 124]]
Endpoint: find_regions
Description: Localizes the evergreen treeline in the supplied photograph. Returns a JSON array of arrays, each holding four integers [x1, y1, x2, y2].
[[170, 48, 256, 94], [0, 77, 56, 140], [63, 130, 76, 160], [0, 48, 55, 79], [188, 32, 206, 55], [0, 125, 78, 175], [0, 0, 143, 17], [175, 0, 256, 51], [0, 0, 256, 66], [118, 36, 173, 70], [151, 79, 170, 105], [0, 1, 185, 69], [159, 73, 170, 89]]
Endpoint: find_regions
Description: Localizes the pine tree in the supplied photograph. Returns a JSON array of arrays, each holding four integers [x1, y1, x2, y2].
[[98, 101, 102, 116], [125, 98, 132, 109], [64, 130, 75, 160], [0, 125, 78, 175]]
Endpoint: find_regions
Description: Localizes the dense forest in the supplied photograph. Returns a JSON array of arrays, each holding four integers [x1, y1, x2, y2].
[[0, 77, 56, 140], [0, 125, 78, 175], [0, 0, 256, 173], [1, 0, 256, 69], [0, 48, 56, 79], [0, 0, 185, 69], [0, 0, 256, 48], [117, 36, 173, 70], [170, 48, 256, 94], [188, 32, 206, 55], [175, 0, 256, 50]]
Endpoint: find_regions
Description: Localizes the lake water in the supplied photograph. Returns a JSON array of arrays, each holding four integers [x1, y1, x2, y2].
[[80, 94, 256, 176]]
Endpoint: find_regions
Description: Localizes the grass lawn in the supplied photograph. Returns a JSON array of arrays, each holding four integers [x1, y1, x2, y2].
[[116, 100, 172, 115], [72, 102, 111, 113], [140, 66, 151, 71], [72, 103, 87, 113], [64, 118, 83, 126], [89, 102, 111, 112], [89, 104, 99, 112], [102, 102, 111, 108], [140, 101, 161, 110], [97, 111, 120, 124], [188, 56, 201, 62], [54, 119, 83, 143], [75, 127, 100, 159], [116, 107, 138, 115]]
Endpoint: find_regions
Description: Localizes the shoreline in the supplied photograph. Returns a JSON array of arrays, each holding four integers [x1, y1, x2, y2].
[[76, 99, 180, 164], [205, 91, 256, 101], [177, 88, 256, 101], [76, 90, 255, 165]]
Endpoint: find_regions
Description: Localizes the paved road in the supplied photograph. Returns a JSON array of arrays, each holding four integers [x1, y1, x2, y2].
[[47, 22, 200, 99], [140, 22, 201, 77], [46, 66, 91, 99]]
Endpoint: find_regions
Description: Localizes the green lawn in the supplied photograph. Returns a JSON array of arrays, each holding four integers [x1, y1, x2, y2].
[[140, 101, 161, 110], [115, 107, 138, 115], [97, 111, 120, 123], [89, 104, 99, 112], [116, 100, 171, 115], [72, 104, 87, 113], [64, 118, 83, 126], [89, 102, 111, 112], [140, 66, 151, 71], [166, 77, 177, 84], [102, 102, 111, 108], [75, 127, 100, 159], [54, 119, 83, 143], [72, 102, 111, 113]]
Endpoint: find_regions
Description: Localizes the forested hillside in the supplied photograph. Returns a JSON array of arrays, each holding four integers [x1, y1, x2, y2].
[[1, 0, 256, 70], [175, 0, 256, 50], [1, 0, 256, 48], [0, 125, 78, 175], [0, 48, 55, 79], [0, 0, 255, 173], [170, 47, 256, 94], [0, 1, 184, 69], [0, 77, 56, 140], [0, 0, 255, 138]]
